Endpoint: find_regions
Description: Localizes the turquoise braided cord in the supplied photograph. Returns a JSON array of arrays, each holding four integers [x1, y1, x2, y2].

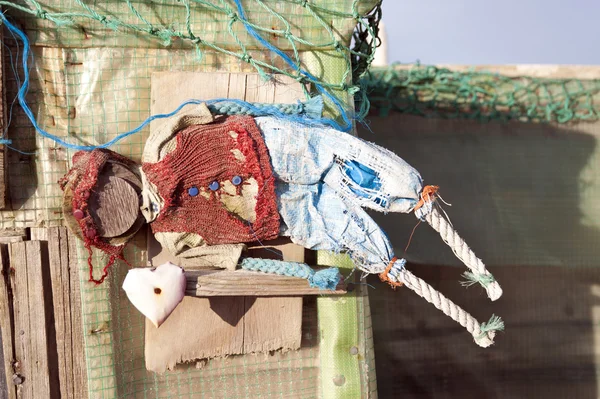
[[240, 258, 340, 290], [207, 95, 323, 119]]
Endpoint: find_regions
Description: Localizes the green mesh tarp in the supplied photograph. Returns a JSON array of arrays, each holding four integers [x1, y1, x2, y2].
[[0, 1, 381, 397]]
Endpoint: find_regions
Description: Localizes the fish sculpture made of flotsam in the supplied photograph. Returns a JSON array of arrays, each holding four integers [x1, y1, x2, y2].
[[61, 101, 504, 347]]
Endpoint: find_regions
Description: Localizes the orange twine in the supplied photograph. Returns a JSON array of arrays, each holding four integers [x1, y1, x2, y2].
[[379, 257, 403, 289], [413, 185, 439, 212]]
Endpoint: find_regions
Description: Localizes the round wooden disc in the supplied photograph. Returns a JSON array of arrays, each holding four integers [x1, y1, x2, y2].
[[88, 175, 139, 238]]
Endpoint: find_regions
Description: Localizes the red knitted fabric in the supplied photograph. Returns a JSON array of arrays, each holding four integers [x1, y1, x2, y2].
[[60, 149, 135, 284], [142, 115, 280, 244]]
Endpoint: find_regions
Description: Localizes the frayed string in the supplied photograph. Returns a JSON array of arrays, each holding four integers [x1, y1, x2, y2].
[[404, 220, 422, 254], [378, 256, 404, 289], [461, 271, 497, 288], [476, 314, 505, 341], [413, 185, 439, 219]]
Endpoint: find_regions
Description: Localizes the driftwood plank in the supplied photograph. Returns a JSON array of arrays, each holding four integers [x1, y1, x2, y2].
[[186, 268, 345, 296], [240, 192, 308, 353], [0, 244, 16, 399]]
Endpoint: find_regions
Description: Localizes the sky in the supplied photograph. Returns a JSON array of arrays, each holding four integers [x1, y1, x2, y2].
[[381, 0, 600, 65]]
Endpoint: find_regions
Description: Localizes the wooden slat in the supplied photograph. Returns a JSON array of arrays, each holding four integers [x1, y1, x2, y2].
[[65, 231, 87, 398], [29, 228, 47, 241], [10, 242, 32, 399], [9, 241, 52, 399], [47, 228, 70, 399], [0, 229, 26, 244], [45, 227, 87, 399], [186, 268, 345, 296], [0, 244, 16, 399], [24, 241, 52, 399]]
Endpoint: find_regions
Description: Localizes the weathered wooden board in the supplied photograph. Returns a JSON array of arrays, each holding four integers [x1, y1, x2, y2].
[[0, 244, 16, 399], [144, 71, 310, 373], [9, 241, 53, 399], [242, 231, 305, 354], [0, 229, 26, 244], [145, 296, 246, 373], [46, 227, 88, 399], [0, 230, 87, 399]]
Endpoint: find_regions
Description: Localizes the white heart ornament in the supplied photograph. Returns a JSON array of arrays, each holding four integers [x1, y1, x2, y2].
[[122, 262, 186, 328]]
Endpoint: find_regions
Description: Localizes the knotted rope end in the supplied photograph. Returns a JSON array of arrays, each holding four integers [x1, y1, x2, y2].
[[413, 185, 440, 220], [379, 257, 405, 289], [302, 95, 324, 119], [461, 271, 503, 301], [308, 267, 341, 290], [474, 314, 504, 347]]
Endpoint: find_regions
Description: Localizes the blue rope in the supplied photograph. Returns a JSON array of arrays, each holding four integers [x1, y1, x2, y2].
[[232, 0, 353, 132], [0, 13, 341, 152], [241, 258, 340, 291]]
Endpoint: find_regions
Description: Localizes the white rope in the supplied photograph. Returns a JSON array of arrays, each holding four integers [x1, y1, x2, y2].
[[419, 206, 503, 301], [386, 260, 503, 348]]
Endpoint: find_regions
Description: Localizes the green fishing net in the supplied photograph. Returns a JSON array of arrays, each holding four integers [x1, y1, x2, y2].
[[364, 64, 600, 123]]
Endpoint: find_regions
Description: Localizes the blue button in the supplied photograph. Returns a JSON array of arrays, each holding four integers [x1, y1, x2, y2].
[[208, 181, 220, 191], [188, 186, 199, 197], [231, 175, 242, 186]]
